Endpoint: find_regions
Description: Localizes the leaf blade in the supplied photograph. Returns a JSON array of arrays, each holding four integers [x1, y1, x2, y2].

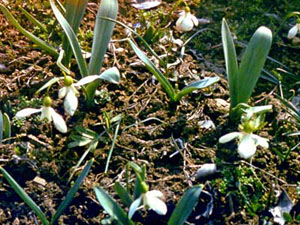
[[50, 159, 94, 224], [168, 185, 203, 225], [94, 186, 134, 225], [0, 167, 49, 225]]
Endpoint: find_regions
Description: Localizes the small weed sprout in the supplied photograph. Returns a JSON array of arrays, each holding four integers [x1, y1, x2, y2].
[[219, 104, 272, 159]]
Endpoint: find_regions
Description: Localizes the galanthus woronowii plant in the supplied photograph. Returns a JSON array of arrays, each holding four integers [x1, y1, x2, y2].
[[16, 96, 67, 133], [219, 104, 272, 159]]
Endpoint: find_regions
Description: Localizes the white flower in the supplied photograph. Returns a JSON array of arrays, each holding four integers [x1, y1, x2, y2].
[[128, 190, 167, 219], [59, 76, 79, 116], [176, 10, 198, 32], [58, 68, 120, 115], [15, 97, 67, 133], [288, 22, 300, 39], [219, 132, 269, 159]]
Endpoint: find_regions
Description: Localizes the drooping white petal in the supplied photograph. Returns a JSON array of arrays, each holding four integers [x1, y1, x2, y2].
[[219, 132, 241, 143], [178, 16, 194, 32], [15, 108, 41, 119], [251, 134, 269, 149], [176, 14, 185, 29], [58, 87, 67, 99], [64, 88, 78, 116], [189, 13, 199, 26], [146, 190, 164, 199], [288, 25, 298, 39], [128, 196, 142, 219], [238, 134, 256, 159], [70, 85, 79, 96], [40, 106, 52, 122], [50, 108, 67, 133], [75, 75, 100, 87], [144, 193, 167, 215]]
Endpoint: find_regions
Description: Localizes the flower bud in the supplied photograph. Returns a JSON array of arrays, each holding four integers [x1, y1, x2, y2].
[[64, 75, 73, 87], [43, 96, 52, 107]]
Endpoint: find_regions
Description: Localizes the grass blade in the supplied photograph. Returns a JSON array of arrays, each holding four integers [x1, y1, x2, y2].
[[0, 167, 49, 225], [238, 26, 272, 104], [63, 0, 88, 65], [50, 159, 94, 224], [168, 185, 203, 225], [88, 0, 118, 75], [49, 0, 89, 77], [221, 18, 239, 108], [94, 186, 134, 225], [175, 76, 220, 101], [105, 118, 121, 173], [128, 39, 176, 101], [0, 4, 58, 57]]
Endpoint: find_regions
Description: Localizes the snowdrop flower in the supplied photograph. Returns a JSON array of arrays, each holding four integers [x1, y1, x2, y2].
[[176, 8, 198, 32], [59, 76, 79, 116], [128, 182, 167, 219], [219, 132, 269, 159], [15, 96, 67, 133], [288, 19, 300, 39]]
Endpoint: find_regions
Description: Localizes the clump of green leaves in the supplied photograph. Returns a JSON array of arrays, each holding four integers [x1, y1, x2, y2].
[[221, 18, 272, 120]]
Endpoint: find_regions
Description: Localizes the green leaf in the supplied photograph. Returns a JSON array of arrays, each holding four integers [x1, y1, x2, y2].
[[88, 0, 118, 75], [85, 0, 118, 107], [94, 186, 134, 225], [221, 18, 239, 108], [114, 182, 133, 207], [168, 185, 203, 225], [99, 67, 120, 84], [50, 159, 94, 224], [175, 76, 220, 101], [49, 0, 89, 77], [128, 39, 176, 101], [237, 26, 272, 104], [3, 112, 11, 140], [0, 4, 58, 57], [19, 7, 48, 33], [63, 0, 88, 65], [0, 167, 49, 225]]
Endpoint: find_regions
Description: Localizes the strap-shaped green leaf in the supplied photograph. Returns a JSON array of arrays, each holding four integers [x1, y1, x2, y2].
[[237, 26, 272, 104], [175, 76, 220, 101], [221, 18, 239, 108], [0, 4, 58, 57], [94, 186, 134, 225], [168, 185, 203, 225], [50, 159, 94, 224], [128, 39, 176, 101], [88, 0, 118, 75], [49, 0, 88, 77], [0, 167, 49, 225], [63, 0, 88, 65], [99, 67, 120, 84]]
